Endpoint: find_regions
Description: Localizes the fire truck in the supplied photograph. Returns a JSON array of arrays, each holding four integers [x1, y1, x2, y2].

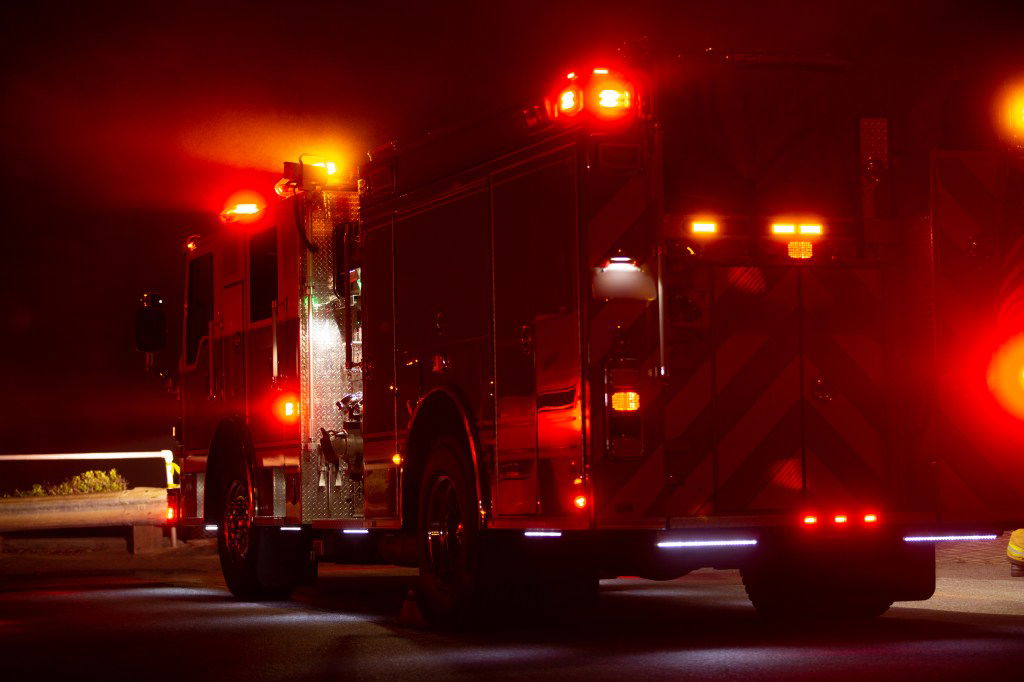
[[142, 52, 1024, 622]]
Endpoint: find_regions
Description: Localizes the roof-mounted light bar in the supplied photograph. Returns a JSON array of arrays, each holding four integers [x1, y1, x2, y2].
[[554, 67, 635, 121]]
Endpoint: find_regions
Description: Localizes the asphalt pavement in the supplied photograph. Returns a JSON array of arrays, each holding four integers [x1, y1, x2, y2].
[[1, 534, 1022, 680]]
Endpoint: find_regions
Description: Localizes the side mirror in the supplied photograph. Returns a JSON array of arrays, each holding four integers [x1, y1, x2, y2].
[[135, 291, 167, 353]]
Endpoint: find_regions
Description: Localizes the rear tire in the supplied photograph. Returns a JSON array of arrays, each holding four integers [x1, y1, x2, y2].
[[217, 469, 307, 600], [741, 560, 893, 621]]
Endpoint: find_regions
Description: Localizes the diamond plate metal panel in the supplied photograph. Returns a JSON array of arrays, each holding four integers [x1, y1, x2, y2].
[[300, 190, 364, 522]]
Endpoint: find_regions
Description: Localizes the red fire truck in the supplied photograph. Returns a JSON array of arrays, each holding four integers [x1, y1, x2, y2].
[[144, 53, 1024, 622]]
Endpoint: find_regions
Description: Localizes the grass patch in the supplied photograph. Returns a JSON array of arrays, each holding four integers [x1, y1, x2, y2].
[[6, 469, 128, 498]]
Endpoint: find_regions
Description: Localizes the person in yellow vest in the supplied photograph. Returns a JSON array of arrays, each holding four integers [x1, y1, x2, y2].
[[1009, 529, 1024, 576]]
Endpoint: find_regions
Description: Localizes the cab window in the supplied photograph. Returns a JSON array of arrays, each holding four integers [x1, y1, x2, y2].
[[184, 254, 213, 364], [250, 226, 277, 322]]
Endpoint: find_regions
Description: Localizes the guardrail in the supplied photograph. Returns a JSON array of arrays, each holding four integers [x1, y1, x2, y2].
[[0, 450, 176, 487], [0, 451, 177, 553]]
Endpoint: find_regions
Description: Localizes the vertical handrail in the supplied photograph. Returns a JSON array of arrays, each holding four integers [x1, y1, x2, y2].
[[271, 299, 279, 381], [207, 320, 215, 398], [656, 244, 667, 377]]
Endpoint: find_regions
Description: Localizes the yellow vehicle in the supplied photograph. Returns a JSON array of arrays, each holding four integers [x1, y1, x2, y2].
[[1009, 529, 1024, 577]]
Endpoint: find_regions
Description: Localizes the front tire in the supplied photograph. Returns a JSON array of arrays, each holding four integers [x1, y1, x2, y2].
[[218, 472, 307, 600]]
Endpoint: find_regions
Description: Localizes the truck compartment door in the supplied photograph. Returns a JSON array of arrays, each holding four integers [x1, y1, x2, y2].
[[492, 155, 580, 517]]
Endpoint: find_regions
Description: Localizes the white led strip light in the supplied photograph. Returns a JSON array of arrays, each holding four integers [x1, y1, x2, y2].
[[903, 534, 998, 543], [657, 539, 758, 549], [524, 531, 562, 538], [281, 526, 303, 532], [343, 529, 370, 535]]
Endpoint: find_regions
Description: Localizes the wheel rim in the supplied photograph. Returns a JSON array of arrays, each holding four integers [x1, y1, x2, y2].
[[425, 475, 465, 585], [224, 481, 252, 559]]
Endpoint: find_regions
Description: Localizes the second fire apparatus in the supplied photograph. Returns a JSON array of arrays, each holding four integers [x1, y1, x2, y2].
[[150, 52, 1024, 622]]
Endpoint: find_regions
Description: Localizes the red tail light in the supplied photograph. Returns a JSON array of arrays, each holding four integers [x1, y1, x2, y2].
[[863, 513, 879, 524], [802, 514, 819, 526], [165, 488, 179, 525], [833, 514, 849, 524]]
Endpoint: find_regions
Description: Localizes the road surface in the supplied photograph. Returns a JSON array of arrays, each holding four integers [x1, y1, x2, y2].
[[1, 535, 1022, 680]]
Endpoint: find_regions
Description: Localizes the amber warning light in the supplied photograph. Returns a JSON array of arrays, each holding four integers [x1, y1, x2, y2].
[[610, 391, 641, 412], [220, 200, 263, 224]]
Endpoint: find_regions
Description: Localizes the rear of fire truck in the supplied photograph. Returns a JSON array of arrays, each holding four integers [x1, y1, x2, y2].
[[598, 53, 1024, 614], [550, 54, 1024, 618]]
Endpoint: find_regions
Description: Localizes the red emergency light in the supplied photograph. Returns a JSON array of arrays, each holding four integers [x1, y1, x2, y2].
[[987, 332, 1024, 419], [553, 68, 636, 121], [273, 393, 300, 424]]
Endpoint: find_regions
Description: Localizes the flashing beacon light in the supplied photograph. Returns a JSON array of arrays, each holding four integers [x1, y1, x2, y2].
[[999, 81, 1024, 146], [598, 88, 631, 109], [307, 160, 338, 175], [554, 67, 634, 120], [987, 332, 1024, 419], [559, 86, 583, 116], [772, 220, 824, 260], [220, 192, 265, 224]]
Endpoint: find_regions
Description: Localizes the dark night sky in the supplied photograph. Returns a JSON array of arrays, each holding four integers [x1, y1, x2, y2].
[[1, 0, 1022, 454]]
